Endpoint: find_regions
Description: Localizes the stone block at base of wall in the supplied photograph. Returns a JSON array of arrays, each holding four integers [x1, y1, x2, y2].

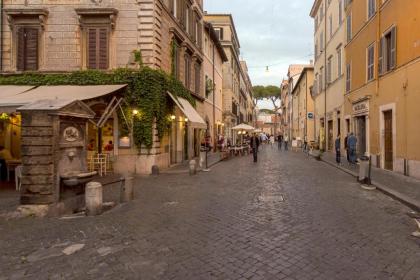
[[113, 153, 170, 175]]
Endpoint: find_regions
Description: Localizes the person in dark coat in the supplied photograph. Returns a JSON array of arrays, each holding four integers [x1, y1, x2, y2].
[[250, 133, 260, 162], [277, 134, 283, 150], [344, 134, 349, 163], [335, 135, 341, 164], [347, 133, 357, 164]]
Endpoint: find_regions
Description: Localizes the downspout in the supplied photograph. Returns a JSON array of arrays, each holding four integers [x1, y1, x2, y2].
[[324, 0, 328, 151], [0, 0, 4, 72], [305, 72, 308, 139], [212, 43, 216, 152]]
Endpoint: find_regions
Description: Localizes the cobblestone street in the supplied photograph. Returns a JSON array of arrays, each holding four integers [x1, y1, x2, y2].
[[1, 147, 419, 280]]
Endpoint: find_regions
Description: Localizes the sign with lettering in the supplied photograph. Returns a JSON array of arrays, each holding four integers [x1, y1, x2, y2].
[[353, 100, 369, 115], [307, 112, 314, 119]]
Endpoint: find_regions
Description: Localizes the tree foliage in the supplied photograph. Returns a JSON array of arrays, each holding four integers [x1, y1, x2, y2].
[[252, 85, 281, 111], [0, 67, 195, 151]]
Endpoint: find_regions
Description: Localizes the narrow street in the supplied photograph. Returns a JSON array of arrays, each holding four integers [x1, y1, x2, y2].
[[1, 147, 419, 280]]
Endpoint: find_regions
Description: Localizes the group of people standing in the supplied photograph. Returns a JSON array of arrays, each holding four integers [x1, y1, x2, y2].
[[335, 133, 358, 165]]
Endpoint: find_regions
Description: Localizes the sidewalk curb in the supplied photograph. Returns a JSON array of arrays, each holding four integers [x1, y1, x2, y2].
[[320, 157, 420, 212]]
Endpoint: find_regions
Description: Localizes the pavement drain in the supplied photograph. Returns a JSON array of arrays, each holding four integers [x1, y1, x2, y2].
[[258, 194, 285, 203]]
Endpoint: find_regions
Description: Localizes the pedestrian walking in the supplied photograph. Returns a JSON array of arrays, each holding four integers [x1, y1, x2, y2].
[[303, 135, 308, 154], [277, 134, 283, 150], [284, 135, 289, 151], [344, 133, 350, 164], [250, 133, 260, 162], [347, 133, 357, 164], [335, 134, 341, 164]]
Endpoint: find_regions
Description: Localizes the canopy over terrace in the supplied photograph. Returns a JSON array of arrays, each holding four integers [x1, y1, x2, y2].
[[167, 91, 206, 129], [0, 85, 127, 109], [0, 85, 127, 183]]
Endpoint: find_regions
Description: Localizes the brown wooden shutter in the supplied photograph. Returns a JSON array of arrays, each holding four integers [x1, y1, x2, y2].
[[16, 28, 25, 71], [87, 28, 109, 70], [98, 28, 109, 70], [378, 37, 384, 75], [390, 26, 396, 70], [25, 28, 39, 71], [88, 28, 98, 69]]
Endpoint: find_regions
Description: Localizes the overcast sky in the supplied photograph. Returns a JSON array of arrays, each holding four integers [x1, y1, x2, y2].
[[204, 0, 314, 109]]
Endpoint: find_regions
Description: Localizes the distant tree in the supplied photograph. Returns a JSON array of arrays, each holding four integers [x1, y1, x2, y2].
[[258, 108, 275, 114], [253, 85, 281, 112]]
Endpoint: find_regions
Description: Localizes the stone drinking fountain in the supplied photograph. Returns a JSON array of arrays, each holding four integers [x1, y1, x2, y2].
[[18, 99, 97, 215]]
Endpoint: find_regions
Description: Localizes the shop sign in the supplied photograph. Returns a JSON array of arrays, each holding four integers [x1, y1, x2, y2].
[[353, 100, 369, 115]]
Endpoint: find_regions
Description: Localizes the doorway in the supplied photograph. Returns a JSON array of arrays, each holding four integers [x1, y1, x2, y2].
[[328, 120, 333, 151], [355, 116, 366, 157], [384, 110, 393, 170]]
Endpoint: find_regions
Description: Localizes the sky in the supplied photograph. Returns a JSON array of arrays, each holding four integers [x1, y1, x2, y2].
[[204, 0, 314, 109]]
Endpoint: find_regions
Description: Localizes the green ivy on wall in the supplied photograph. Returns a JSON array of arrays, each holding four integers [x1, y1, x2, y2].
[[0, 67, 195, 150]]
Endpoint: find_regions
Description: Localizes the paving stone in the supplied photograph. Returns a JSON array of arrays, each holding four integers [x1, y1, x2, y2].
[[0, 147, 419, 279]]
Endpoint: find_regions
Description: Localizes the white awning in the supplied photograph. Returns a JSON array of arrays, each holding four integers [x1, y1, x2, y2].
[[0, 85, 35, 97], [167, 91, 207, 129], [0, 85, 127, 108], [232, 123, 255, 131]]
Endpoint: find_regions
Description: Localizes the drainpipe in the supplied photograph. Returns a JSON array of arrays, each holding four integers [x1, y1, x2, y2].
[[305, 72, 308, 140], [324, 0, 328, 151], [0, 0, 4, 72], [212, 43, 216, 152]]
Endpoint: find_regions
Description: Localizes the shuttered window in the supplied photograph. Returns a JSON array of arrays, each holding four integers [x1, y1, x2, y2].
[[87, 27, 109, 70], [379, 26, 397, 74], [16, 27, 39, 71]]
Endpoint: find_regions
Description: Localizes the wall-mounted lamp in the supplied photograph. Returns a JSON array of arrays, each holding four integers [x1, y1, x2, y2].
[[184, 118, 189, 122], [170, 115, 176, 120], [132, 109, 139, 115]]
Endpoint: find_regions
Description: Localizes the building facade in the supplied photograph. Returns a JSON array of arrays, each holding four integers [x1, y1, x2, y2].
[[0, 0, 207, 174], [291, 67, 315, 142], [310, 0, 346, 151], [344, 0, 420, 178], [204, 14, 242, 143], [203, 21, 228, 150]]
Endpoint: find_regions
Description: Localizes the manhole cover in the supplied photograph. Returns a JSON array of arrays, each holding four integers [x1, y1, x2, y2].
[[258, 195, 284, 203]]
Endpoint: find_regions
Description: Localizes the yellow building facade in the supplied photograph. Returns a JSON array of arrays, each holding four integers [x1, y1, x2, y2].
[[291, 67, 315, 142], [345, 0, 420, 178]]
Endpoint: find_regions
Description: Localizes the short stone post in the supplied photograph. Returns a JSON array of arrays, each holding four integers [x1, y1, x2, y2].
[[85, 182, 103, 216], [189, 160, 197, 175], [120, 176, 134, 203]]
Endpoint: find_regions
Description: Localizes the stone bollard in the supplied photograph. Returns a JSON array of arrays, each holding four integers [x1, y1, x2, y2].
[[189, 160, 197, 175], [85, 182, 103, 216], [151, 165, 159, 175], [120, 176, 134, 203]]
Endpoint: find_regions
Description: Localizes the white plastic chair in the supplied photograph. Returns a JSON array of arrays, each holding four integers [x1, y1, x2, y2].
[[15, 165, 22, 191]]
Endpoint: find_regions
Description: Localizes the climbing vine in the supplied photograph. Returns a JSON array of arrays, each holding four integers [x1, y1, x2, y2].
[[0, 67, 195, 150]]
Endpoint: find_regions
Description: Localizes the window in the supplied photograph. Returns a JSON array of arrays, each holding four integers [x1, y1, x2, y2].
[[379, 26, 397, 74], [319, 67, 324, 91], [314, 73, 319, 94], [194, 63, 201, 96], [339, 0, 343, 23], [347, 13, 352, 42], [346, 63, 351, 93], [337, 47, 342, 76], [172, 40, 180, 79], [214, 28, 223, 40], [320, 31, 324, 51], [16, 27, 39, 71], [320, 3, 324, 20], [171, 0, 178, 18], [329, 15, 333, 38], [327, 56, 332, 84], [87, 27, 109, 70], [184, 54, 191, 89], [315, 41, 318, 57], [368, 0, 376, 19], [367, 44, 375, 81]]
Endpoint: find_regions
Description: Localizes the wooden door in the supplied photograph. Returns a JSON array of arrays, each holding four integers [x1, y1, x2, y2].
[[384, 110, 393, 170]]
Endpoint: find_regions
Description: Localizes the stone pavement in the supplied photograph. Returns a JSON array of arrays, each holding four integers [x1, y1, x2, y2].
[[161, 151, 222, 174], [0, 146, 419, 279], [321, 151, 420, 211]]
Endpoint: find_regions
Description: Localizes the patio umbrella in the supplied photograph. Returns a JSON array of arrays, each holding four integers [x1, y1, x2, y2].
[[232, 124, 255, 131]]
